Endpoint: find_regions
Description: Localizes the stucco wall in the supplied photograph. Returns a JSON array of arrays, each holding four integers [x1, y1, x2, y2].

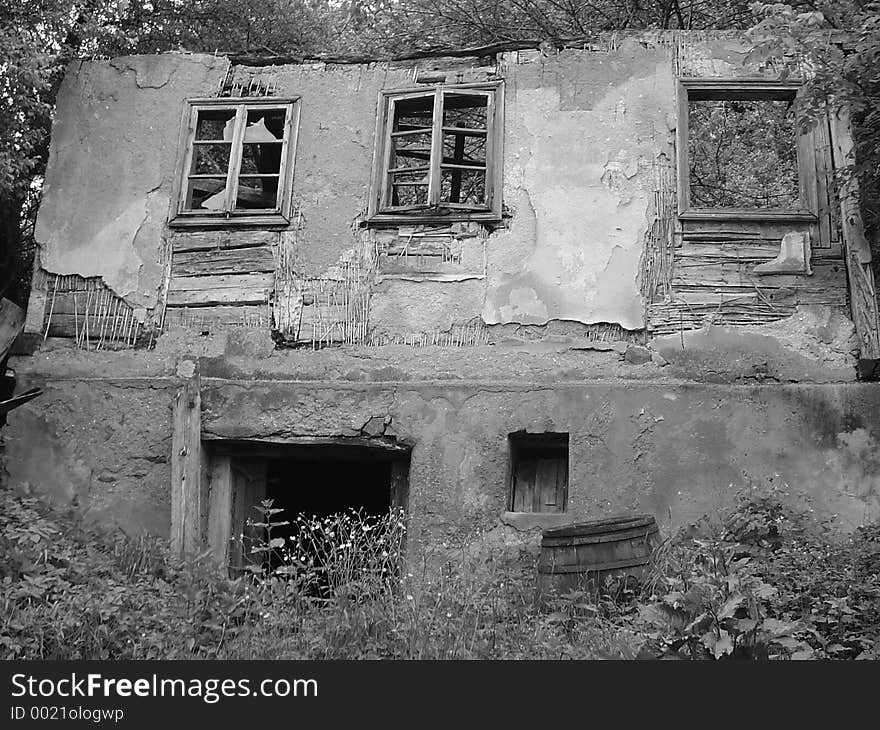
[[4, 345, 878, 548], [11, 36, 875, 560], [30, 43, 680, 333], [484, 42, 676, 329]]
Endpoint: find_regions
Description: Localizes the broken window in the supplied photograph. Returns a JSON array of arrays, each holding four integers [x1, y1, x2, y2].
[[509, 432, 568, 513], [678, 82, 813, 218], [172, 98, 299, 226], [369, 83, 503, 223]]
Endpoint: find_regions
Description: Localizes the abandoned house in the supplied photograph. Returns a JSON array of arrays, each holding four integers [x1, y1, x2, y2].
[[3, 30, 880, 569]]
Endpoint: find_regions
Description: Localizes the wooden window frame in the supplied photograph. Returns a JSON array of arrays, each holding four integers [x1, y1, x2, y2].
[[169, 97, 300, 229], [367, 81, 504, 225], [677, 80, 818, 222], [508, 432, 569, 514]]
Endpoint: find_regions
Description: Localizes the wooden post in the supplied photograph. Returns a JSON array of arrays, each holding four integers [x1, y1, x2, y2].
[[0, 298, 25, 361], [170, 366, 203, 556], [829, 107, 880, 364], [207, 454, 233, 566]]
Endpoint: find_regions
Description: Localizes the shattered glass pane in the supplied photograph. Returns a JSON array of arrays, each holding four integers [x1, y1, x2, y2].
[[688, 98, 799, 209], [195, 109, 235, 140], [240, 143, 282, 175], [191, 143, 231, 175], [245, 108, 286, 141], [234, 175, 279, 209], [185, 178, 227, 210]]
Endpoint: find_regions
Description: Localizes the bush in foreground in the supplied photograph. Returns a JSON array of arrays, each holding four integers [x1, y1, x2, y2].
[[1, 483, 877, 660]]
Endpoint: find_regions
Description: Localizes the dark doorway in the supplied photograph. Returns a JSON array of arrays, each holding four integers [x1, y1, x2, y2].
[[206, 439, 410, 574], [263, 442, 408, 547]]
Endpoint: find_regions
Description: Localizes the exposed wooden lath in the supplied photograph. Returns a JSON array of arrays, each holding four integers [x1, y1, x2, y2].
[[272, 219, 374, 348], [38, 273, 145, 349], [217, 65, 280, 97], [640, 155, 676, 307], [368, 318, 488, 348]]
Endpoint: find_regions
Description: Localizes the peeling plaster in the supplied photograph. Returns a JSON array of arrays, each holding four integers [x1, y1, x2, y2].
[[33, 54, 229, 309], [484, 50, 675, 329], [109, 56, 181, 89]]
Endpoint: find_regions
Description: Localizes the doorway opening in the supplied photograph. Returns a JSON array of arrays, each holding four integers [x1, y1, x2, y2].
[[206, 438, 410, 583]]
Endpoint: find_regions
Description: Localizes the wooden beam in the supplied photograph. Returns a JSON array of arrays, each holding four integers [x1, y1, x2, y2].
[[829, 106, 880, 360], [167, 272, 274, 307], [172, 246, 275, 276], [170, 367, 203, 556], [0, 298, 25, 361]]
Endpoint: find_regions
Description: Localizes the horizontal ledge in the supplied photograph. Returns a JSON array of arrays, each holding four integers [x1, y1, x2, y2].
[[185, 97, 300, 105], [376, 273, 484, 282], [364, 214, 501, 226], [168, 215, 292, 229], [678, 210, 817, 222], [204, 435, 412, 453]]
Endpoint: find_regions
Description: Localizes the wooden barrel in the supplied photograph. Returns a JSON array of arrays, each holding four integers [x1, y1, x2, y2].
[[537, 515, 660, 599]]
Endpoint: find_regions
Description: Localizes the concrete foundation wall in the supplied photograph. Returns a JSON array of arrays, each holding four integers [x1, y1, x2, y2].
[[4, 345, 878, 550]]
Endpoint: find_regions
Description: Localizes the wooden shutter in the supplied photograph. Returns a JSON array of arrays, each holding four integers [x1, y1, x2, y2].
[[512, 453, 567, 513], [229, 457, 268, 569]]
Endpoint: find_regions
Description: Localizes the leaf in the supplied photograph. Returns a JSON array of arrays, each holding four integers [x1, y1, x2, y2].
[[701, 631, 716, 652], [791, 649, 815, 660], [763, 618, 796, 637], [714, 631, 734, 659], [719, 593, 745, 620]]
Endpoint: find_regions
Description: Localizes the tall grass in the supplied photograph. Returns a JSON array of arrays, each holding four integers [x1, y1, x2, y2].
[[0, 491, 635, 659]]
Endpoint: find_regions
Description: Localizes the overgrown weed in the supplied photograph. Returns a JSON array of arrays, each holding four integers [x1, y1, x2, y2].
[[1, 481, 877, 660]]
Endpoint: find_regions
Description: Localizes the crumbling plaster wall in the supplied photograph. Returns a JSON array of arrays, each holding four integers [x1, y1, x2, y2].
[[483, 42, 677, 330], [200, 377, 880, 554], [4, 338, 878, 548], [2, 374, 175, 537], [269, 62, 415, 275], [33, 54, 229, 310]]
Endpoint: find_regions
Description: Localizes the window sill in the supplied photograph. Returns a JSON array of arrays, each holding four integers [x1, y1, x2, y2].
[[364, 211, 502, 227], [168, 213, 291, 229], [678, 209, 817, 222]]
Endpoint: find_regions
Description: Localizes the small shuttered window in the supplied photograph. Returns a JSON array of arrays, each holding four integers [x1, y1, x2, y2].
[[509, 433, 568, 513]]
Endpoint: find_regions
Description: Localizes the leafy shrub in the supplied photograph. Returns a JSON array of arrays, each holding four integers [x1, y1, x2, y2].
[[627, 481, 880, 660], [2, 481, 876, 660]]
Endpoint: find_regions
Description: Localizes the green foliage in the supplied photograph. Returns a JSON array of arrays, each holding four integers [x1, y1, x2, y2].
[[689, 98, 800, 209], [746, 2, 880, 240], [2, 481, 877, 660]]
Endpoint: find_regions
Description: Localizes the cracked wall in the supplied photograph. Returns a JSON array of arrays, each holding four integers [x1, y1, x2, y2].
[[5, 341, 880, 551]]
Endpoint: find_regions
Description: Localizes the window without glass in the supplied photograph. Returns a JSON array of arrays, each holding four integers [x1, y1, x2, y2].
[[678, 82, 813, 219], [172, 98, 299, 226], [369, 83, 503, 222], [509, 432, 568, 514]]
